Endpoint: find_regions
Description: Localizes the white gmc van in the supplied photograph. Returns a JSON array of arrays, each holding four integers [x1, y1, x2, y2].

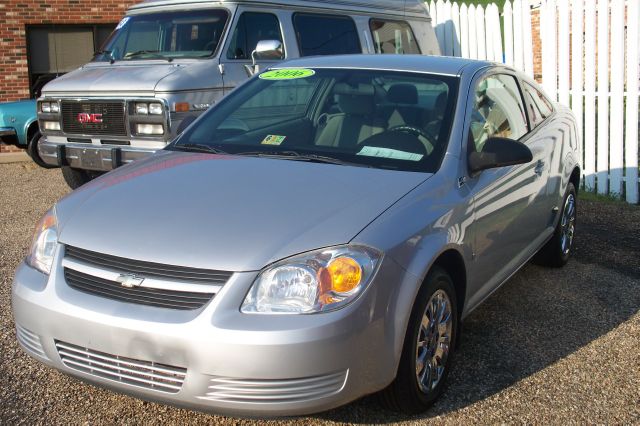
[[36, 0, 440, 188]]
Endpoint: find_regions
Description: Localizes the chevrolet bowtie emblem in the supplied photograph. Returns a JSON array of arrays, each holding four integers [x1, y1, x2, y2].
[[116, 273, 145, 288]]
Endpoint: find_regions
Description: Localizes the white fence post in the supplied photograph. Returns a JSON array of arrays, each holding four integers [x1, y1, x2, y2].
[[557, 0, 570, 106], [476, 5, 487, 60], [609, 0, 625, 197], [451, 2, 461, 57], [504, 1, 514, 66], [571, 0, 584, 176], [460, 4, 470, 58], [521, 0, 534, 77], [541, 0, 558, 100], [468, 4, 478, 59], [626, 0, 640, 204], [513, 0, 524, 70], [596, 0, 609, 195], [584, 0, 597, 191]]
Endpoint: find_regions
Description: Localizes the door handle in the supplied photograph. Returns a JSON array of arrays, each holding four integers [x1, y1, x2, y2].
[[534, 160, 545, 176]]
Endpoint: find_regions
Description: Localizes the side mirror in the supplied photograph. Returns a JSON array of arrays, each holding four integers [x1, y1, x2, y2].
[[244, 40, 284, 77], [468, 137, 533, 174]]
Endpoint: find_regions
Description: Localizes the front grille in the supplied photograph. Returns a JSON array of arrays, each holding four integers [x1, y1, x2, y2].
[[65, 245, 231, 285], [55, 340, 186, 394], [61, 100, 127, 136], [199, 371, 349, 404], [64, 268, 215, 310]]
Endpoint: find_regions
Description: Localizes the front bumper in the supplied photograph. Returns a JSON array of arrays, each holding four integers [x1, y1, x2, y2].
[[12, 251, 407, 416], [38, 138, 158, 171], [0, 127, 18, 145]]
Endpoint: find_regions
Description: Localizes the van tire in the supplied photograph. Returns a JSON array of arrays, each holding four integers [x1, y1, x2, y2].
[[61, 166, 91, 189], [379, 267, 458, 413]]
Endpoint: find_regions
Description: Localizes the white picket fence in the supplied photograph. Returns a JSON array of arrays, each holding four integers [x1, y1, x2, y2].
[[427, 0, 640, 204]]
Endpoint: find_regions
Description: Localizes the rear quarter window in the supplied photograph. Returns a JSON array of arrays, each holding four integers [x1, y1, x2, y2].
[[292, 13, 361, 56], [370, 19, 421, 54]]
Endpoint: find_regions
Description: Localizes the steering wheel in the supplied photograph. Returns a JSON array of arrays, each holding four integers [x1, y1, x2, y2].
[[388, 125, 434, 154]]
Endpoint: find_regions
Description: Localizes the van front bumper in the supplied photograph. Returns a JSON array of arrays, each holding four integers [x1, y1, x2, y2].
[[11, 256, 406, 416], [37, 138, 158, 171]]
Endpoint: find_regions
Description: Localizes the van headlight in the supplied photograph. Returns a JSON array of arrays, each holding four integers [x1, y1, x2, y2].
[[26, 208, 58, 275], [241, 245, 382, 314]]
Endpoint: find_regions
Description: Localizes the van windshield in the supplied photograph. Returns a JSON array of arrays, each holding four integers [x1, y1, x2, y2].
[[94, 10, 229, 62], [173, 68, 459, 173]]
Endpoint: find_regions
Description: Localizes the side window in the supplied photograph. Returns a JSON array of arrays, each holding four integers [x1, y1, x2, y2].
[[293, 13, 360, 56], [226, 12, 283, 60], [369, 19, 421, 54], [523, 82, 553, 128], [468, 74, 529, 152]]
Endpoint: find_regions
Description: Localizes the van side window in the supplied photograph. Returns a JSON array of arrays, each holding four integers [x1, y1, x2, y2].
[[369, 20, 420, 54], [468, 74, 529, 152], [523, 82, 553, 128], [293, 13, 360, 56], [227, 12, 283, 60]]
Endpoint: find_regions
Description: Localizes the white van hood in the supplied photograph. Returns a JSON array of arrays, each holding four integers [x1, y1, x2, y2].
[[41, 61, 220, 96]]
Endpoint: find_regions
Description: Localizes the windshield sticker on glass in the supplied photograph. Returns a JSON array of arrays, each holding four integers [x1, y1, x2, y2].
[[357, 146, 424, 161], [261, 135, 287, 145], [259, 69, 315, 80], [116, 17, 130, 30]]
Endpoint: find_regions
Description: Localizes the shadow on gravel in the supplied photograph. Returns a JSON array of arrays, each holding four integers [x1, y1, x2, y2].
[[316, 199, 640, 424]]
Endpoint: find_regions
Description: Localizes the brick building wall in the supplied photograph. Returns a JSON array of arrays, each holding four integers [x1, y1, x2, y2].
[[0, 0, 138, 103]]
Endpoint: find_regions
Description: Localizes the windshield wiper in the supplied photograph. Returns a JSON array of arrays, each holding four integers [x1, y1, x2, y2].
[[173, 143, 228, 155], [236, 150, 368, 167], [124, 50, 173, 62]]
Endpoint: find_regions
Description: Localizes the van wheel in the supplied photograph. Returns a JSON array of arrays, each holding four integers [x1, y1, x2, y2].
[[535, 182, 576, 267], [27, 130, 56, 169], [61, 166, 91, 189], [379, 267, 458, 413]]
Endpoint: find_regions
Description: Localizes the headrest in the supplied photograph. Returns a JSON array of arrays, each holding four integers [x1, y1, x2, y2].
[[387, 84, 418, 104], [334, 83, 374, 115]]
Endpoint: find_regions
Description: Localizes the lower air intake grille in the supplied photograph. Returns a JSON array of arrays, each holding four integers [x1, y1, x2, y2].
[[64, 268, 215, 310], [16, 324, 48, 360], [199, 371, 349, 404], [55, 340, 186, 394]]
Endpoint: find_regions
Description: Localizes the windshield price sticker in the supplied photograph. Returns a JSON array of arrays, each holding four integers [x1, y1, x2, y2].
[[261, 135, 287, 145], [259, 69, 315, 80], [357, 146, 424, 162]]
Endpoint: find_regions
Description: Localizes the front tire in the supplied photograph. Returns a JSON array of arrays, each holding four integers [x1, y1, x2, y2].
[[27, 130, 56, 169], [61, 166, 91, 189], [535, 182, 576, 267], [380, 267, 458, 413]]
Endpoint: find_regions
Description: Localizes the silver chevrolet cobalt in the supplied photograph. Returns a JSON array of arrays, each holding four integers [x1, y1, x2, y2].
[[13, 55, 581, 416]]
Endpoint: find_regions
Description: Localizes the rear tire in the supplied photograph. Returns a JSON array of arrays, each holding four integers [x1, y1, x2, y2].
[[379, 267, 458, 413], [61, 166, 91, 189], [535, 182, 576, 267]]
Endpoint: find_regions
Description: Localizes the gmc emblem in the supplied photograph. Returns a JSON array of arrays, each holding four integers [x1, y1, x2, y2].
[[77, 112, 103, 124]]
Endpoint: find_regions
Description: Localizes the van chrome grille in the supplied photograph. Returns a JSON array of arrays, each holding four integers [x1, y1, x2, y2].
[[61, 100, 127, 136], [64, 268, 215, 310], [65, 245, 231, 284], [55, 340, 186, 394], [199, 371, 348, 404]]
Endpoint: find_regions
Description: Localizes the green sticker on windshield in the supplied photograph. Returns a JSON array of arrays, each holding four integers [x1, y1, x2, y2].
[[259, 68, 315, 80]]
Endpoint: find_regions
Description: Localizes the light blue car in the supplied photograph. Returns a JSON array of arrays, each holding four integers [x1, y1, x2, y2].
[[0, 99, 51, 167]]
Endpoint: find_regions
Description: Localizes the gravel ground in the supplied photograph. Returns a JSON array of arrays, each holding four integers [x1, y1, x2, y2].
[[1, 162, 639, 424]]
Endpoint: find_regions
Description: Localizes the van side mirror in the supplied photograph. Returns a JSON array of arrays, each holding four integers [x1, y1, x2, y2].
[[468, 137, 533, 174], [244, 40, 284, 77]]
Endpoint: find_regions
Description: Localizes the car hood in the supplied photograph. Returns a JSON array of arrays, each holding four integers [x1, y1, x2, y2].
[[56, 151, 430, 272], [41, 62, 203, 95]]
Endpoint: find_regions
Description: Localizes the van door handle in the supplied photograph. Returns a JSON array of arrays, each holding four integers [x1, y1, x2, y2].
[[534, 160, 545, 176]]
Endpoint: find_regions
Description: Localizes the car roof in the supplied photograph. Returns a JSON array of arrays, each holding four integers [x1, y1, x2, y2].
[[129, 0, 432, 20], [269, 55, 496, 77]]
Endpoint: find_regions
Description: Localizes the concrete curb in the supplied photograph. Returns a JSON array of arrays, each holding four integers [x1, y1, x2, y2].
[[0, 152, 30, 164]]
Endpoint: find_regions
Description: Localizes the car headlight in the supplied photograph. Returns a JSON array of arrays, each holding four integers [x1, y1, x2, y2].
[[41, 102, 51, 113], [241, 245, 382, 314], [26, 208, 58, 275], [50, 102, 60, 113]]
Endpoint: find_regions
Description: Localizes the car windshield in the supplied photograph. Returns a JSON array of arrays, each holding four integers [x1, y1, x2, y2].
[[94, 10, 229, 62], [173, 68, 458, 173]]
